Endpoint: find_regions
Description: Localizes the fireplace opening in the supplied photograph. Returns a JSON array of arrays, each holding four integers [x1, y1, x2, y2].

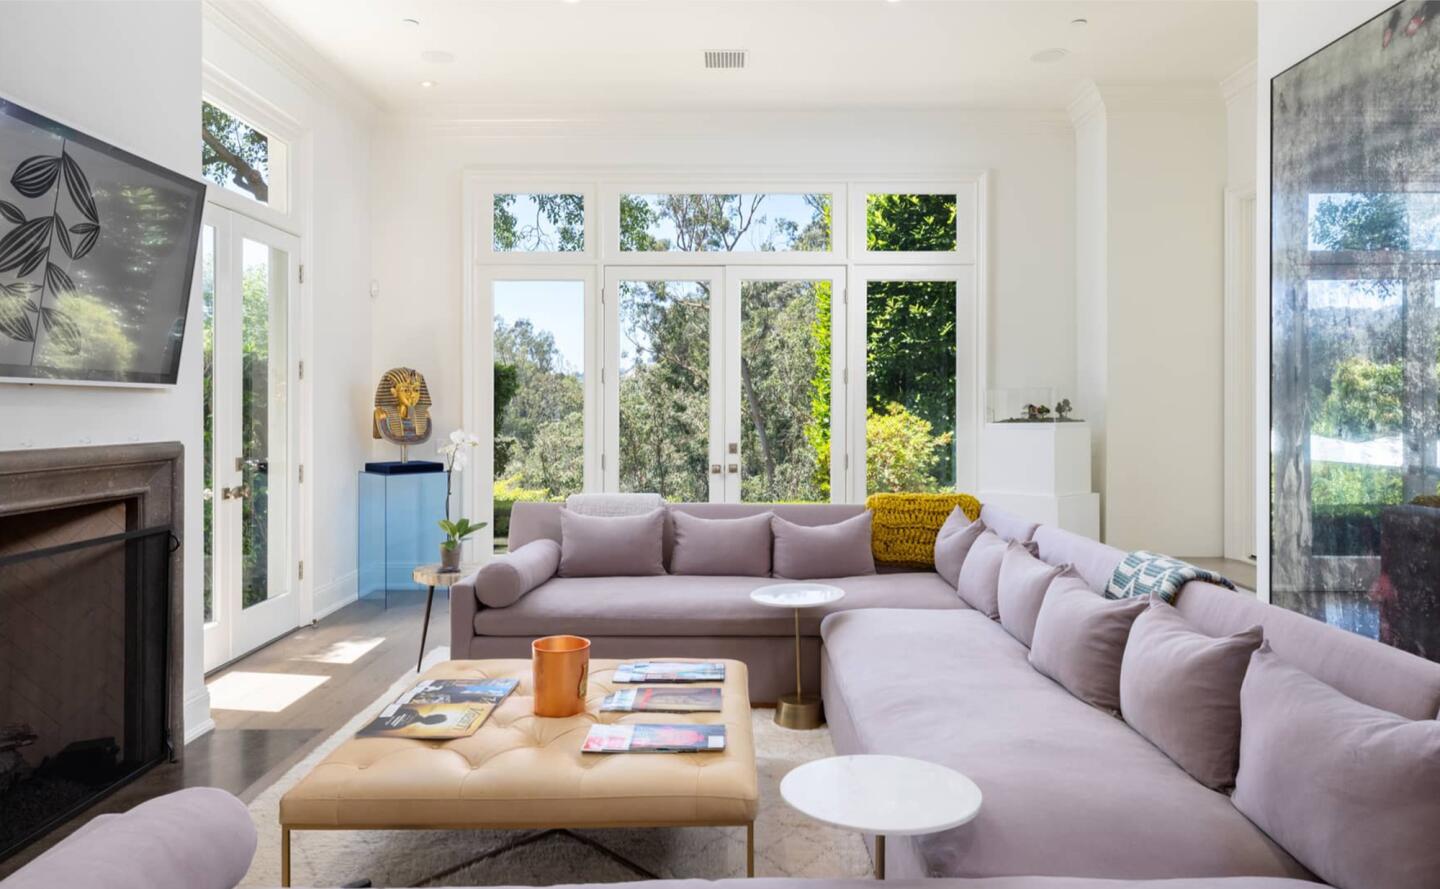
[[0, 500, 173, 861]]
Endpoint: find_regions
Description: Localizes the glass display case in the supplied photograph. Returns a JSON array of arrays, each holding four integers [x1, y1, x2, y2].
[[986, 388, 1079, 424], [358, 468, 447, 605]]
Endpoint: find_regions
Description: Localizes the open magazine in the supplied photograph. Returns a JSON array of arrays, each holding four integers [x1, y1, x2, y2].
[[357, 677, 518, 739], [612, 662, 726, 684], [601, 687, 723, 713], [582, 724, 727, 753]]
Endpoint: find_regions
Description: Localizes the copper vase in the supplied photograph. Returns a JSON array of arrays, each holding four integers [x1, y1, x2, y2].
[[532, 635, 590, 717]]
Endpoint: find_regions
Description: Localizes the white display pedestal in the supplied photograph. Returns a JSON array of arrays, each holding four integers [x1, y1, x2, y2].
[[978, 421, 1100, 538]]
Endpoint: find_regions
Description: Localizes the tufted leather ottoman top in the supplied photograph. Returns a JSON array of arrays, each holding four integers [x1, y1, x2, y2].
[[280, 659, 758, 829]]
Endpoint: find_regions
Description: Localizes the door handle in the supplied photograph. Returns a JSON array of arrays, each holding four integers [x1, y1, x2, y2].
[[727, 464, 739, 474], [710, 463, 722, 475], [221, 485, 250, 500]]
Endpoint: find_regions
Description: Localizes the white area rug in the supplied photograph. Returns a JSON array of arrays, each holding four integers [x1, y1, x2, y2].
[[241, 649, 872, 887]]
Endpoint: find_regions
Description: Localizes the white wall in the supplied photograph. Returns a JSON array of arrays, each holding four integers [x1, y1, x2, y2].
[[0, 1, 208, 738], [202, 5, 376, 623], [1254, 0, 1393, 598], [370, 110, 1077, 467], [1071, 89, 1108, 537]]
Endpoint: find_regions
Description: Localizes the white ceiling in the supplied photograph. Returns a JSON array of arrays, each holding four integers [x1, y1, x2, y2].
[[248, 0, 1257, 115]]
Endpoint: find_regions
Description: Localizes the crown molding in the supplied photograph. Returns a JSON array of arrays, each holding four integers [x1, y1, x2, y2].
[[1067, 81, 1106, 128], [1220, 61, 1258, 105], [202, 0, 378, 124], [1084, 81, 1224, 113]]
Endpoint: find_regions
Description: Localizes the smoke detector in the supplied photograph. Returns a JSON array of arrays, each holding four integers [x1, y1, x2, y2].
[[704, 50, 747, 70]]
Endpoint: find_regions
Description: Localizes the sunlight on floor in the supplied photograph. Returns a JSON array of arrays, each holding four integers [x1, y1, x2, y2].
[[293, 636, 386, 665], [208, 671, 330, 712]]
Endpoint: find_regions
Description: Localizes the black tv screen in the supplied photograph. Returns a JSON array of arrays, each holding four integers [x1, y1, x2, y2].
[[0, 98, 205, 386]]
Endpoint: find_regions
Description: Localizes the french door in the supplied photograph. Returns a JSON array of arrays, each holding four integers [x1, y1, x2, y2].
[[602, 266, 847, 503], [202, 205, 302, 671]]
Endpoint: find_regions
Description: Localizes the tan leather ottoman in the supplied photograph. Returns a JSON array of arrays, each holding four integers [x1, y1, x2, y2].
[[279, 658, 758, 885]]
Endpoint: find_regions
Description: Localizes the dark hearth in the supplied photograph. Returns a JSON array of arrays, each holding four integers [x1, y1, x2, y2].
[[0, 444, 183, 862]]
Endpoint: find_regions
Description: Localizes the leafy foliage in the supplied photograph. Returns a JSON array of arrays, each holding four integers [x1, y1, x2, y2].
[[865, 193, 957, 252], [438, 517, 486, 549], [492, 193, 584, 252], [202, 101, 269, 202], [866, 402, 955, 493], [1310, 193, 1408, 251]]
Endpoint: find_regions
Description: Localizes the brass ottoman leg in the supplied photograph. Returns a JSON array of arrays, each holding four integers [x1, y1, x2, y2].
[[746, 822, 755, 877], [281, 827, 291, 887]]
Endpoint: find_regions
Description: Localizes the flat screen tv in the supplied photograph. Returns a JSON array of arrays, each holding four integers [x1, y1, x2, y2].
[[0, 98, 206, 386]]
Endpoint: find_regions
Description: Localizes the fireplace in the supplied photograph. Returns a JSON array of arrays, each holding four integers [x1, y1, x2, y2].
[[0, 444, 184, 862]]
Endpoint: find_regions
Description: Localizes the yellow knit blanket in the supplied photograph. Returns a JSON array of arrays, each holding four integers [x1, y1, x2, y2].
[[867, 492, 982, 567]]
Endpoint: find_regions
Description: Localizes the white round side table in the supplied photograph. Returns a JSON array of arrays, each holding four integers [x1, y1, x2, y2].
[[780, 754, 983, 879], [749, 582, 845, 729]]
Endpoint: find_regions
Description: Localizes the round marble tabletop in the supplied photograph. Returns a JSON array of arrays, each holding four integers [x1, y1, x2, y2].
[[412, 563, 480, 587], [780, 754, 983, 836], [749, 582, 846, 609]]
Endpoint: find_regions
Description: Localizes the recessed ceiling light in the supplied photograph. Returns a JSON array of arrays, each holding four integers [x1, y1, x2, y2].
[[401, 17, 419, 25], [421, 49, 455, 64], [419, 80, 436, 88], [1070, 17, 1088, 27], [1030, 47, 1069, 64]]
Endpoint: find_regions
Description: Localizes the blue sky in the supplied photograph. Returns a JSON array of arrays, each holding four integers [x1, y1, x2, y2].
[[494, 280, 585, 373]]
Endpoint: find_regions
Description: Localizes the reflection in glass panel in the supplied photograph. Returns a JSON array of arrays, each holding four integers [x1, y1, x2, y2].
[[492, 193, 584, 252], [619, 194, 831, 252], [240, 239, 287, 610], [202, 226, 215, 624], [493, 281, 586, 552], [201, 101, 270, 204], [865, 194, 958, 252], [740, 279, 831, 502], [1273, 10, 1440, 662], [865, 280, 956, 493], [618, 280, 710, 500]]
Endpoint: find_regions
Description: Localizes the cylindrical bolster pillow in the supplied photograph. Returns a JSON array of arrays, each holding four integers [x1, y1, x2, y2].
[[476, 539, 561, 608], [2, 786, 256, 889]]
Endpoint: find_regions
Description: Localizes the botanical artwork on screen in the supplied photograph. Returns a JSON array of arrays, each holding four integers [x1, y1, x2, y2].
[[1272, 1, 1440, 660], [0, 100, 204, 384]]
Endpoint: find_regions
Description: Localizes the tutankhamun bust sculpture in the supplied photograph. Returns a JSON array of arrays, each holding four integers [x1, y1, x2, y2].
[[372, 367, 433, 462]]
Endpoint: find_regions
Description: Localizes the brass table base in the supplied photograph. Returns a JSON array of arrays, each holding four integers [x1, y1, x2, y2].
[[774, 692, 824, 730]]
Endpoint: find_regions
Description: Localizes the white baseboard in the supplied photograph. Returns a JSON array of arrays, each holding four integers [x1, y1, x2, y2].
[[311, 569, 358, 622], [183, 687, 214, 744]]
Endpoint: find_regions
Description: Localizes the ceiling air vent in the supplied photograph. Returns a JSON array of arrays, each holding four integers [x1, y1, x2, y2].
[[704, 50, 747, 70]]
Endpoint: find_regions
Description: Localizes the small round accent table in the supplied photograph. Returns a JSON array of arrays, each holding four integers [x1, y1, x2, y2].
[[749, 582, 845, 730], [781, 754, 983, 879], [412, 563, 478, 672]]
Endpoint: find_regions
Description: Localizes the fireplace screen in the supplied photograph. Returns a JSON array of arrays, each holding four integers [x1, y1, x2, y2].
[[0, 513, 171, 860], [1271, 2, 1440, 660]]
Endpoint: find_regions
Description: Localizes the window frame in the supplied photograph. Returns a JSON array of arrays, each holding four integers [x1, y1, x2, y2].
[[200, 86, 295, 222], [849, 180, 979, 264], [478, 183, 598, 263], [601, 182, 847, 265]]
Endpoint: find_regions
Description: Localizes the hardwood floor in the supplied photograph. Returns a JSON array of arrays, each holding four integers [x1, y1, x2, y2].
[[0, 587, 448, 878]]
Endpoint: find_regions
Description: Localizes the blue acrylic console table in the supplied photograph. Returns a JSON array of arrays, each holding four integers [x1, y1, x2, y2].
[[358, 468, 447, 606]]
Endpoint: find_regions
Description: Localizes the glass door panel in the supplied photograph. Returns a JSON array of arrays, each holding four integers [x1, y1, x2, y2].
[[604, 267, 723, 501], [203, 205, 300, 671], [726, 267, 847, 503]]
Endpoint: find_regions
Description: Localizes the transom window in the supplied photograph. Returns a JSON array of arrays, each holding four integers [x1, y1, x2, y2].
[[619, 193, 832, 253], [201, 100, 289, 213]]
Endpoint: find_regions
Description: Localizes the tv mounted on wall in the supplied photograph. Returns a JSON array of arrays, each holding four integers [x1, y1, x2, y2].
[[0, 97, 205, 386]]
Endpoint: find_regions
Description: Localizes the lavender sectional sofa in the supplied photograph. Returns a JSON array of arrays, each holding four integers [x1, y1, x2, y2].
[[453, 502, 1027, 703]]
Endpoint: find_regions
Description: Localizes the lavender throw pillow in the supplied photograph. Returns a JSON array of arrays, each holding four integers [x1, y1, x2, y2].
[[1028, 580, 1147, 712], [772, 512, 876, 579], [1233, 645, 1440, 889], [1119, 602, 1262, 789], [558, 507, 666, 577], [957, 530, 1035, 618], [670, 511, 773, 576], [997, 546, 1070, 648], [935, 513, 985, 588]]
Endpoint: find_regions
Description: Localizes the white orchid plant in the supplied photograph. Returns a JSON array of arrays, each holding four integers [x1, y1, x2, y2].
[[437, 430, 485, 551]]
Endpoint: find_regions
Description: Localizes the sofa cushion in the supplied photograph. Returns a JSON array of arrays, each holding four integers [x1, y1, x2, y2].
[[1029, 579, 1147, 713], [474, 572, 964, 638], [978, 503, 1040, 544], [1233, 645, 1440, 889], [820, 608, 1307, 880], [957, 531, 1027, 619], [558, 508, 666, 577], [1032, 524, 1127, 594], [997, 545, 1068, 647], [1119, 603, 1261, 790], [475, 539, 561, 608], [935, 514, 985, 588], [772, 512, 876, 579], [670, 510, 772, 576], [867, 493, 981, 567]]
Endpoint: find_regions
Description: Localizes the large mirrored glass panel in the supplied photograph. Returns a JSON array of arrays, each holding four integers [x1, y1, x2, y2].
[[1273, 8, 1440, 660]]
